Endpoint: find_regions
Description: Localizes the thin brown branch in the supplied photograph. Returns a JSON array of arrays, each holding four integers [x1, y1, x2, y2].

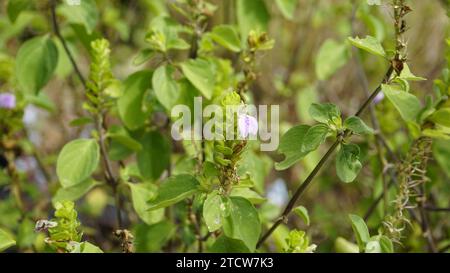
[[424, 206, 450, 212], [95, 114, 122, 228], [50, 0, 86, 87]]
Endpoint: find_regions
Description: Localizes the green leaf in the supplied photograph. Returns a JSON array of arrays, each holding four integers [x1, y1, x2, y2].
[[379, 235, 394, 253], [209, 236, 251, 253], [69, 117, 94, 127], [429, 108, 450, 127], [180, 59, 215, 100], [382, 84, 421, 122], [58, 0, 99, 34], [7, 0, 32, 23], [293, 206, 310, 226], [152, 65, 180, 110], [52, 179, 97, 205], [365, 238, 381, 253], [107, 126, 142, 152], [275, 0, 298, 20], [223, 197, 261, 252], [133, 221, 174, 253], [316, 39, 349, 80], [16, 35, 58, 94], [210, 25, 241, 52], [147, 175, 200, 210], [236, 0, 270, 41], [275, 125, 311, 170], [0, 228, 16, 252], [203, 192, 225, 232], [336, 143, 362, 183], [230, 188, 266, 204], [301, 124, 329, 153], [117, 70, 152, 130], [24, 93, 57, 112], [344, 116, 374, 135], [56, 139, 100, 188], [309, 103, 341, 124], [348, 214, 370, 252], [70, 241, 103, 253], [128, 183, 164, 225], [348, 35, 386, 58], [137, 131, 170, 180], [335, 237, 359, 253], [133, 49, 155, 66], [399, 63, 426, 81]]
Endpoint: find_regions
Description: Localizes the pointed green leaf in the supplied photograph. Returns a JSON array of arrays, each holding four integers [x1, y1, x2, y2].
[[309, 103, 341, 124], [7, 0, 32, 23], [230, 188, 266, 204], [209, 236, 251, 253], [275, 0, 298, 20], [429, 108, 450, 127], [203, 192, 225, 232], [137, 131, 170, 180], [348, 35, 386, 58], [335, 237, 359, 253], [382, 84, 421, 122], [365, 238, 381, 253], [0, 228, 16, 252], [117, 70, 152, 130], [344, 116, 374, 135], [336, 143, 362, 183], [58, 0, 99, 34], [237, 0, 270, 41], [293, 206, 310, 226], [181, 59, 215, 100], [301, 124, 330, 153], [399, 64, 426, 81], [133, 49, 155, 66], [56, 139, 100, 188], [211, 25, 241, 52], [348, 214, 370, 252], [128, 183, 164, 225], [16, 35, 58, 94], [223, 197, 261, 252], [147, 175, 200, 210], [275, 125, 311, 170], [379, 235, 394, 253], [153, 65, 180, 110], [52, 179, 97, 205]]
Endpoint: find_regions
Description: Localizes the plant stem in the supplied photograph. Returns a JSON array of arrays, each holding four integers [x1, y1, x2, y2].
[[424, 206, 450, 212], [95, 114, 123, 229], [187, 198, 203, 253], [50, 0, 86, 87], [256, 66, 394, 249]]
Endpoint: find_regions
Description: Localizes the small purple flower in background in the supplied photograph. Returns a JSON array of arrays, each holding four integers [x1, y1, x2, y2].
[[373, 92, 385, 104], [238, 114, 258, 138], [267, 178, 289, 208], [0, 92, 16, 109]]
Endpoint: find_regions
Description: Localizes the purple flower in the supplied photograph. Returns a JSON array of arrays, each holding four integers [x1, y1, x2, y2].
[[238, 114, 258, 138], [0, 93, 16, 109], [373, 92, 385, 104]]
